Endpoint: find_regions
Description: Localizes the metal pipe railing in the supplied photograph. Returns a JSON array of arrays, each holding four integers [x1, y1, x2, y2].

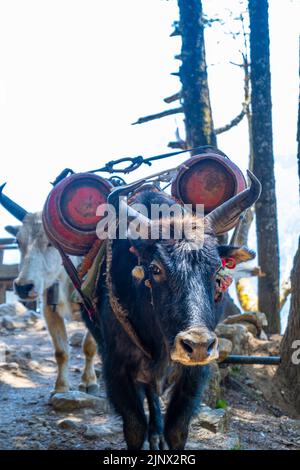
[[221, 355, 281, 365]]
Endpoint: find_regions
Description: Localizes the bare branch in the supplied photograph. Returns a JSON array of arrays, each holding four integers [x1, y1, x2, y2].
[[132, 107, 183, 126], [229, 61, 244, 68], [170, 24, 181, 37], [164, 92, 181, 104], [168, 141, 187, 150], [215, 106, 247, 135]]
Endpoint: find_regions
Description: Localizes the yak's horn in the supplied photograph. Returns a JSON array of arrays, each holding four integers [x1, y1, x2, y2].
[[0, 183, 28, 222], [107, 180, 152, 227], [205, 171, 261, 236]]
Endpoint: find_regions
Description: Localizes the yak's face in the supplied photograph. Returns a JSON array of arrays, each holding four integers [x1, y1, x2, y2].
[[130, 229, 254, 366], [6, 213, 62, 300]]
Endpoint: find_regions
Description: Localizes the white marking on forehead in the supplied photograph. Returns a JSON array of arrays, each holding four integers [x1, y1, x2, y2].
[[17, 212, 47, 245]]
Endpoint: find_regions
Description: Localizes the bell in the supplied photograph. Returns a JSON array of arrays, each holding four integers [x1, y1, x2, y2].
[[132, 266, 145, 281]]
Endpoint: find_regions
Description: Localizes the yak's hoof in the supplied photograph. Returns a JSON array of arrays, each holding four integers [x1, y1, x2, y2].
[[87, 384, 100, 396], [78, 383, 100, 396], [149, 434, 168, 451], [50, 386, 69, 397]]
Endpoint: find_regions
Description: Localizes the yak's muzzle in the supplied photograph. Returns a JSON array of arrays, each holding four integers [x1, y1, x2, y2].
[[14, 280, 38, 300], [171, 327, 219, 366]]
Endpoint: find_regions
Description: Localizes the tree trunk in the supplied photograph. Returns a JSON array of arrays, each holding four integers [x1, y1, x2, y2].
[[297, 37, 300, 197], [274, 240, 300, 414], [273, 36, 300, 415], [178, 0, 216, 148], [249, 0, 280, 333]]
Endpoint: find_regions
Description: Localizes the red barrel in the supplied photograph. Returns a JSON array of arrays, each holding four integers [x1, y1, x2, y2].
[[171, 152, 246, 229], [42, 173, 112, 255]]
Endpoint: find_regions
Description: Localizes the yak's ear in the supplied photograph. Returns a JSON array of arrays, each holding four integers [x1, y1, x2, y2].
[[5, 225, 20, 237], [218, 245, 256, 264]]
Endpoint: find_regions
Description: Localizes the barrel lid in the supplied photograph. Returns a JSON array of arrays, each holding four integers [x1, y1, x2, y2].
[[59, 174, 111, 231], [43, 172, 112, 255], [171, 153, 246, 214]]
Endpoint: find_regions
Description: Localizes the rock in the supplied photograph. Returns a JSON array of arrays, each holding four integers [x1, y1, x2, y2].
[[28, 360, 40, 370], [57, 418, 87, 431], [256, 311, 268, 328], [3, 362, 20, 371], [192, 404, 230, 433], [84, 418, 123, 439], [0, 341, 10, 364], [33, 443, 47, 450], [1, 315, 19, 330], [58, 417, 123, 440], [24, 311, 40, 324], [223, 312, 268, 338], [50, 391, 109, 412], [33, 320, 46, 331], [23, 349, 32, 359], [185, 441, 206, 450], [280, 418, 300, 433], [216, 323, 251, 355], [6, 349, 32, 368], [223, 313, 255, 325], [218, 338, 233, 362], [239, 321, 258, 337], [0, 301, 27, 317], [223, 435, 240, 450], [244, 377, 255, 386], [69, 332, 84, 347], [248, 334, 282, 356], [202, 362, 221, 408], [259, 329, 268, 341]]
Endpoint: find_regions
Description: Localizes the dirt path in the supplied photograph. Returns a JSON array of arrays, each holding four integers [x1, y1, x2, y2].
[[0, 317, 299, 450]]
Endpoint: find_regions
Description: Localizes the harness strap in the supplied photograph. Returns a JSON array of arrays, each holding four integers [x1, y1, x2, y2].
[[56, 244, 97, 321], [106, 238, 152, 359]]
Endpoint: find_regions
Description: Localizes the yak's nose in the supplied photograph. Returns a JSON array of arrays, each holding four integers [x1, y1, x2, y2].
[[14, 281, 35, 299], [171, 327, 219, 365]]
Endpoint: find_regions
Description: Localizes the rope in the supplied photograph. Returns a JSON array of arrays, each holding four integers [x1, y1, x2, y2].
[[51, 145, 222, 185]]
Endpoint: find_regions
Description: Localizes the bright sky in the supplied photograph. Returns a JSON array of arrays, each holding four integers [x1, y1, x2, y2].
[[0, 0, 299, 326]]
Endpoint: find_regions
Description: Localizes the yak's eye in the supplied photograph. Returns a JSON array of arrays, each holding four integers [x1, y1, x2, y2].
[[150, 263, 161, 276]]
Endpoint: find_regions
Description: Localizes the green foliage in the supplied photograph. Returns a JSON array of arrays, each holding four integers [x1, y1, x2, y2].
[[230, 365, 241, 375], [231, 442, 242, 451], [216, 399, 228, 409]]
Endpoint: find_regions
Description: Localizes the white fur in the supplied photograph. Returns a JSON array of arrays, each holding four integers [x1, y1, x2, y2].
[[13, 212, 98, 394]]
